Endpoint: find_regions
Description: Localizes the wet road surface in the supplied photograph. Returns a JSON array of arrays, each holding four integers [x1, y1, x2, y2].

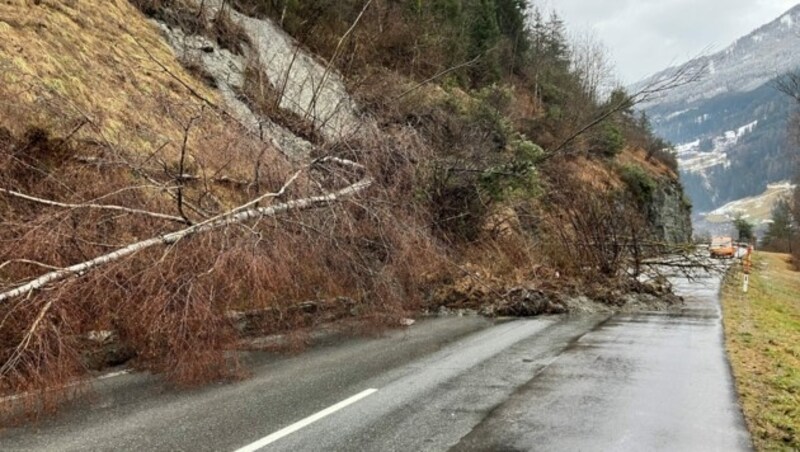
[[454, 275, 752, 451], [3, 275, 751, 451]]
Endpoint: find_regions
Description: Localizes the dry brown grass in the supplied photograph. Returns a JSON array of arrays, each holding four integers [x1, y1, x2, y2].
[[0, 0, 233, 168], [553, 155, 624, 192], [617, 146, 677, 179]]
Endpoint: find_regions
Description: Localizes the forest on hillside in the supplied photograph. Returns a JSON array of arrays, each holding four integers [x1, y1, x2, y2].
[[762, 73, 800, 261], [655, 82, 794, 213]]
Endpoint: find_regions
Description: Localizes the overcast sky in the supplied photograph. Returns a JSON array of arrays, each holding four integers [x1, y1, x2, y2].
[[542, 0, 799, 84]]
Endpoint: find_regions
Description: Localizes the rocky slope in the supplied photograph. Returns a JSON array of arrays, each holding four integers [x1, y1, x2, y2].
[[152, 0, 364, 159], [650, 178, 693, 243], [143, 0, 694, 248]]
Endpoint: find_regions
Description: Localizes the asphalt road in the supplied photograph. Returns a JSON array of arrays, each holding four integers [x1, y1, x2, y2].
[[2, 274, 752, 451]]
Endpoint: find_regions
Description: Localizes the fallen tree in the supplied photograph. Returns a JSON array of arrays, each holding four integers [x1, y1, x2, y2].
[[0, 157, 372, 303]]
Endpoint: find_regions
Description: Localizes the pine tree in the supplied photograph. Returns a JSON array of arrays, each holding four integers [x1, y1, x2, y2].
[[494, 0, 529, 75], [763, 199, 795, 253], [526, 7, 573, 104], [545, 12, 570, 70], [733, 215, 755, 243], [467, 0, 502, 83]]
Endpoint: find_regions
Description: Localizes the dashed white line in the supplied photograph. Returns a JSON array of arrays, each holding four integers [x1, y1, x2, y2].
[[233, 388, 378, 452], [0, 368, 131, 403]]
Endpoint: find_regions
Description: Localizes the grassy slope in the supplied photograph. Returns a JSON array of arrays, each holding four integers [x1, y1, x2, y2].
[[0, 0, 234, 165], [722, 252, 800, 450], [705, 184, 794, 225]]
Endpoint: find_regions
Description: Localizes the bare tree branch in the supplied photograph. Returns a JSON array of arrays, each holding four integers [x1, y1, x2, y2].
[[0, 259, 65, 273], [546, 62, 705, 158], [0, 158, 372, 303], [0, 298, 54, 377], [0, 188, 190, 225]]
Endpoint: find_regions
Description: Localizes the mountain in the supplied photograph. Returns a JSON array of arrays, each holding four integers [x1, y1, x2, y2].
[[633, 4, 800, 222]]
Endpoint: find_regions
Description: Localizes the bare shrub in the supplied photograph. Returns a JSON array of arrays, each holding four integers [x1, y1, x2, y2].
[[211, 3, 252, 54], [130, 0, 206, 34], [540, 169, 652, 281], [238, 57, 323, 144]]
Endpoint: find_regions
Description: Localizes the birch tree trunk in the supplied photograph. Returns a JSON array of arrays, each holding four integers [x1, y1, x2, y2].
[[0, 159, 372, 303]]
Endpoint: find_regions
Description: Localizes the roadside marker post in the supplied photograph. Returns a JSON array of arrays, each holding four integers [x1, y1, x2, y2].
[[742, 245, 753, 294]]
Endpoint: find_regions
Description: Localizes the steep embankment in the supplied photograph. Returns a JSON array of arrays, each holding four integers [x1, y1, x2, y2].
[[0, 0, 245, 165], [0, 0, 691, 417], [0, 0, 388, 406]]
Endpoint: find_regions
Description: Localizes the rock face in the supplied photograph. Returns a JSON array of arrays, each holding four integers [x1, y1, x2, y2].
[[230, 6, 360, 140], [150, 0, 363, 158], [649, 179, 693, 244], [154, 23, 314, 159]]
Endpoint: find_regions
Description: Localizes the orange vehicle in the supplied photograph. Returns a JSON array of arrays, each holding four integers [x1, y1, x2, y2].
[[710, 236, 736, 259]]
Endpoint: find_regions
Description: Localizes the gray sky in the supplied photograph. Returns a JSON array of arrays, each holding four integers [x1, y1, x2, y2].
[[543, 0, 799, 84]]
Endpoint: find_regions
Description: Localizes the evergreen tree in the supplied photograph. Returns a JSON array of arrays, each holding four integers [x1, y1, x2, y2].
[[495, 0, 528, 46], [545, 12, 570, 68], [605, 88, 634, 118], [467, 0, 502, 83], [529, 8, 546, 53], [526, 7, 574, 105], [733, 215, 755, 243], [763, 199, 795, 253], [494, 0, 529, 75]]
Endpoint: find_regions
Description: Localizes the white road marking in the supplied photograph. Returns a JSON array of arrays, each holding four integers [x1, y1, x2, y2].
[[234, 388, 378, 452], [0, 368, 131, 402], [97, 369, 131, 380]]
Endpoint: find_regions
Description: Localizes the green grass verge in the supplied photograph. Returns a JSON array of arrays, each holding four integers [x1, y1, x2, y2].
[[722, 252, 800, 451]]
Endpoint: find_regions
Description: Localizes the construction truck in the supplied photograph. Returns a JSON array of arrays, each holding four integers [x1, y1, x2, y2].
[[710, 236, 736, 259]]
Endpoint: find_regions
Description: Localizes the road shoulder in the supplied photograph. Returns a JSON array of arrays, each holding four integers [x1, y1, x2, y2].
[[721, 252, 800, 450]]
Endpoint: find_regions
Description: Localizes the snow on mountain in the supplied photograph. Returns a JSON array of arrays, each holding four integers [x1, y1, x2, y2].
[[704, 181, 796, 225], [632, 4, 800, 222], [676, 119, 758, 174], [634, 4, 800, 110]]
